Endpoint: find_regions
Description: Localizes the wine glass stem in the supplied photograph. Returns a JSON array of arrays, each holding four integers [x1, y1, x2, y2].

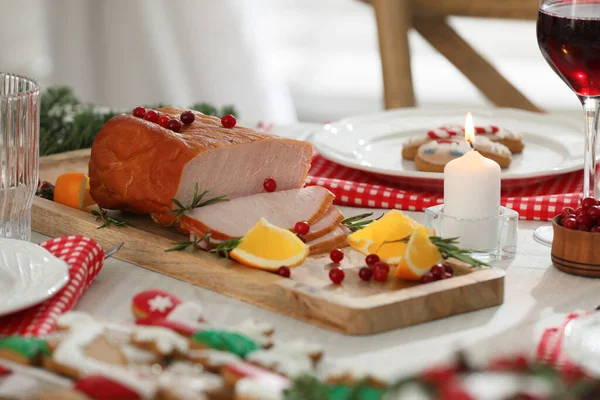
[[581, 97, 600, 199]]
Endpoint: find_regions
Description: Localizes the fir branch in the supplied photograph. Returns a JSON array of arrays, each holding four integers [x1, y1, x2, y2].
[[208, 237, 243, 259], [165, 233, 211, 252], [91, 209, 129, 229], [169, 184, 229, 222], [283, 375, 329, 400], [341, 212, 383, 232]]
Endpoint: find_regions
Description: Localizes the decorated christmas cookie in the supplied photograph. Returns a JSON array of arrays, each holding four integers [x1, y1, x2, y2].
[[414, 138, 511, 173], [130, 325, 189, 358], [221, 361, 290, 390], [188, 349, 242, 373], [246, 348, 313, 378], [74, 375, 143, 400], [131, 289, 184, 320], [135, 315, 197, 337], [0, 336, 50, 366], [191, 329, 261, 358]]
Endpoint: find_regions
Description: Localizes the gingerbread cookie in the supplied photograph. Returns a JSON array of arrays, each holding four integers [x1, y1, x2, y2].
[[0, 336, 51, 366], [415, 138, 511, 173], [402, 126, 461, 160], [130, 326, 189, 358], [188, 349, 242, 373], [190, 330, 261, 358], [471, 124, 525, 153]]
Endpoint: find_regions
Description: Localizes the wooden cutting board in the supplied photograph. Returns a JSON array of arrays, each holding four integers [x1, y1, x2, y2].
[[34, 149, 505, 335]]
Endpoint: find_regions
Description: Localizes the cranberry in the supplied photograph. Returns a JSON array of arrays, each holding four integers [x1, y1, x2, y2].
[[330, 249, 344, 263], [158, 115, 170, 128], [563, 217, 578, 230], [133, 106, 146, 118], [329, 267, 345, 284], [582, 197, 599, 210], [167, 119, 183, 133], [372, 262, 390, 274], [441, 272, 453, 279], [592, 226, 600, 233], [358, 267, 373, 281], [430, 264, 444, 279], [263, 178, 276, 192], [221, 114, 237, 128], [180, 110, 195, 124], [373, 266, 388, 282], [365, 254, 380, 266], [576, 214, 593, 228], [294, 221, 310, 235], [443, 262, 454, 275], [587, 205, 600, 221], [297, 234, 307, 243], [561, 207, 576, 219], [420, 273, 436, 284], [40, 181, 54, 191], [277, 266, 290, 278], [144, 109, 159, 123], [578, 225, 591, 232], [576, 207, 586, 217]]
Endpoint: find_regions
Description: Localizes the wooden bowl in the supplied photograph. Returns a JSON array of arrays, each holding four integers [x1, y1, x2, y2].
[[551, 216, 600, 278]]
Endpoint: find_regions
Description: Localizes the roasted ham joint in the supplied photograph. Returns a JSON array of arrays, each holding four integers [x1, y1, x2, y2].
[[88, 107, 348, 268]]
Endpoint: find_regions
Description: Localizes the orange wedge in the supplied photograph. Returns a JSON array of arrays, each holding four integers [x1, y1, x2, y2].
[[395, 226, 442, 280], [230, 218, 309, 270], [347, 210, 421, 264], [53, 172, 96, 209]]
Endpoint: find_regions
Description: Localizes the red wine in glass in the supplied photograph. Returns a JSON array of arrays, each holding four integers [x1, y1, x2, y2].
[[538, 3, 600, 97]]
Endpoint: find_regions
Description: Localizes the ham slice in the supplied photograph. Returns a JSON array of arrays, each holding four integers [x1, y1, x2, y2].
[[89, 107, 313, 214], [308, 226, 349, 255], [305, 206, 344, 242], [180, 186, 335, 241]]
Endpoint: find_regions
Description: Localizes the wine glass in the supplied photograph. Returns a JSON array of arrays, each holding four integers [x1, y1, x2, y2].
[[534, 0, 600, 246]]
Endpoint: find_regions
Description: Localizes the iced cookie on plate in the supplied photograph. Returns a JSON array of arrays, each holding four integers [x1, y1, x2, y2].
[[414, 138, 512, 173]]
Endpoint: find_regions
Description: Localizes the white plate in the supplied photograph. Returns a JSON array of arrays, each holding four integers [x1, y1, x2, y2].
[[311, 108, 586, 189], [0, 239, 69, 317]]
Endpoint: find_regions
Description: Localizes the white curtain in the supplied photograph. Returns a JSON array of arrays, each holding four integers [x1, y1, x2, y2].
[[0, 0, 297, 124]]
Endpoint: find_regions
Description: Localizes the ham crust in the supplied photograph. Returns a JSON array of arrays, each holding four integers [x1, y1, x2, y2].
[[308, 226, 349, 255], [304, 206, 344, 242], [89, 107, 312, 214]]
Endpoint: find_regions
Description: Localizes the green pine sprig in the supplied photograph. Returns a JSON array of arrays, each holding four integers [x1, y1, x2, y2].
[[91, 208, 129, 229], [165, 232, 211, 252], [208, 237, 243, 259], [170, 183, 228, 222], [429, 236, 488, 267], [341, 212, 383, 232]]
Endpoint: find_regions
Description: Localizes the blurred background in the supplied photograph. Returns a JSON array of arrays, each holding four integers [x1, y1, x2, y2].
[[0, 0, 580, 124]]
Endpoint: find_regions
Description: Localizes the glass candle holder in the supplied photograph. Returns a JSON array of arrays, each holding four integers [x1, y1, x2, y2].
[[0, 73, 40, 241], [425, 205, 518, 263]]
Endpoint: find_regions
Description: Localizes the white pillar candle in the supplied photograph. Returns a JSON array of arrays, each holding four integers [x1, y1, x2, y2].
[[443, 113, 501, 250]]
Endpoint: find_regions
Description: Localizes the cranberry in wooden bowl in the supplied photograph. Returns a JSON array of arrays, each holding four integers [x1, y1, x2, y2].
[[552, 200, 600, 278]]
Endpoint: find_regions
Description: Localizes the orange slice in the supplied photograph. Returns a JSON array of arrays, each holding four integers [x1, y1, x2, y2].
[[54, 172, 96, 209], [347, 210, 421, 264], [230, 218, 309, 271], [395, 226, 442, 280]]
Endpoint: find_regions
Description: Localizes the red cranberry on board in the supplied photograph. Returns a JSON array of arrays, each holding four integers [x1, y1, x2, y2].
[[442, 272, 453, 280], [221, 114, 237, 128], [358, 267, 373, 281], [372, 262, 390, 274], [294, 221, 310, 235], [180, 110, 195, 124], [560, 207, 576, 219], [581, 197, 598, 210], [158, 115, 170, 128], [430, 264, 444, 279], [373, 266, 388, 282], [330, 249, 344, 264], [329, 267, 345, 284], [563, 217, 578, 230], [365, 254, 380, 267], [277, 266, 290, 278], [133, 106, 146, 118], [576, 214, 593, 228], [167, 119, 183, 133], [442, 262, 454, 276], [587, 205, 600, 221], [263, 178, 276, 193], [144, 109, 159, 123], [421, 272, 436, 284]]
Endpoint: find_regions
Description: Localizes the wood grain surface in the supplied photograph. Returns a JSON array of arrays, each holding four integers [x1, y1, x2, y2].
[[551, 217, 600, 278], [33, 150, 505, 335]]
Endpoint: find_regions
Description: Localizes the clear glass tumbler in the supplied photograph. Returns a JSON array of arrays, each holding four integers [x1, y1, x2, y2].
[[0, 73, 40, 241]]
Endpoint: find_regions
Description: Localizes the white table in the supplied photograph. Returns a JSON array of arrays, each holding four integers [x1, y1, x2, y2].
[[31, 207, 598, 380]]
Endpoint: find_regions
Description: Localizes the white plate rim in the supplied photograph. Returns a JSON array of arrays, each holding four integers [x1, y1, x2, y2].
[[310, 107, 586, 181], [0, 239, 70, 317]]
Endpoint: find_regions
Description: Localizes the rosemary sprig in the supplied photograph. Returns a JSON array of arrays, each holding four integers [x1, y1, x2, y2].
[[170, 183, 228, 222], [91, 208, 129, 229], [341, 212, 383, 232], [208, 237, 243, 259], [165, 232, 211, 252]]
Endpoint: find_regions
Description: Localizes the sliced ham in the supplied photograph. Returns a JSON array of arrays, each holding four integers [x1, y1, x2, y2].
[[305, 206, 344, 242], [89, 107, 312, 215], [180, 186, 334, 241], [308, 226, 349, 255]]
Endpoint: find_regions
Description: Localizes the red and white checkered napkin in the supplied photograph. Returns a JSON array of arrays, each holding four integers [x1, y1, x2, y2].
[[0, 236, 104, 337], [536, 313, 586, 375], [306, 153, 584, 221]]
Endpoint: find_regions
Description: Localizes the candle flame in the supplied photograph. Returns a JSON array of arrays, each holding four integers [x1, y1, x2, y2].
[[465, 112, 475, 146]]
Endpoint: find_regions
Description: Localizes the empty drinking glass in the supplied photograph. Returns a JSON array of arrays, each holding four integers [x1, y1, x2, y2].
[[0, 73, 40, 241]]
